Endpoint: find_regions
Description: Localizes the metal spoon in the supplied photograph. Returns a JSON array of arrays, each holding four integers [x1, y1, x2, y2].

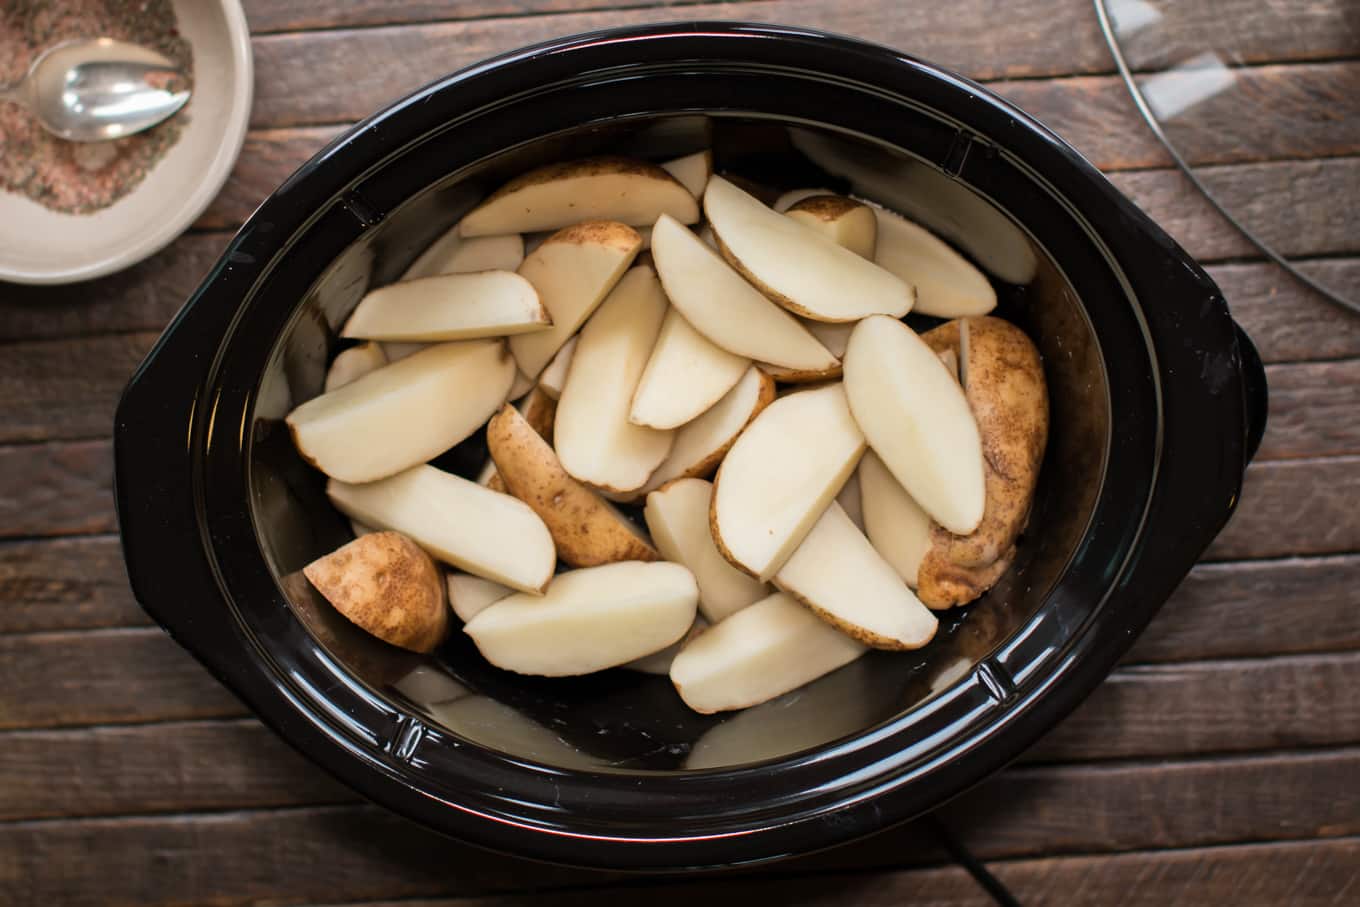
[[0, 38, 190, 142]]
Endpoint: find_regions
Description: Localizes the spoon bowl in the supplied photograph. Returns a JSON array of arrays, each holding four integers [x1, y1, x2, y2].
[[0, 38, 190, 142]]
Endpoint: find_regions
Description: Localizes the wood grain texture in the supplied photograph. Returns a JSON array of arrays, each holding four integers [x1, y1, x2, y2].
[[1210, 259, 1360, 363], [1207, 457, 1360, 561], [243, 0, 678, 33], [1256, 359, 1360, 460], [196, 126, 344, 230], [0, 536, 146, 634], [0, 441, 114, 539]]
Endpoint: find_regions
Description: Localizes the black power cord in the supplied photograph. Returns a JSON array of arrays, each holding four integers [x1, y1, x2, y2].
[[924, 814, 1022, 907]]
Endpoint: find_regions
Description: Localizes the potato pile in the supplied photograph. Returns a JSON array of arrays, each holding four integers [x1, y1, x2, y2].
[[289, 149, 1048, 715]]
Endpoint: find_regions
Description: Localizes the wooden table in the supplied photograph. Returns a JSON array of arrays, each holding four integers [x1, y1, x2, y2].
[[3, 1, 1358, 903]]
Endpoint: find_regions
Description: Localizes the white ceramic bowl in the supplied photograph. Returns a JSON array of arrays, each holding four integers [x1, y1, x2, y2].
[[0, 0, 253, 285]]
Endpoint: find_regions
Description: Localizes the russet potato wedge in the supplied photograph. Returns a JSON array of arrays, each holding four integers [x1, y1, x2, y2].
[[645, 478, 769, 622], [460, 157, 700, 236], [536, 334, 577, 400], [324, 341, 386, 391], [774, 502, 937, 650], [287, 339, 515, 484], [629, 308, 750, 430], [711, 382, 866, 581], [633, 366, 775, 498], [872, 206, 996, 317], [661, 149, 713, 198], [785, 194, 877, 259], [704, 176, 913, 322], [509, 220, 641, 378], [516, 386, 557, 442], [382, 341, 426, 362], [464, 561, 699, 676], [844, 315, 985, 535], [858, 449, 933, 589], [487, 404, 658, 567], [303, 531, 448, 654], [507, 370, 534, 401], [669, 591, 866, 714], [446, 573, 513, 623], [554, 265, 673, 493], [402, 229, 524, 281], [836, 469, 864, 530], [625, 617, 708, 675], [772, 187, 836, 213], [651, 213, 837, 371], [327, 465, 556, 594], [341, 271, 549, 342]]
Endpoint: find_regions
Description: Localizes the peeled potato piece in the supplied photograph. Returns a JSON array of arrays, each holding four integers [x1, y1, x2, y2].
[[509, 220, 641, 378], [446, 573, 513, 623], [711, 382, 866, 582], [324, 341, 386, 392], [661, 149, 713, 198], [858, 449, 933, 589], [646, 478, 769, 622], [670, 592, 866, 714], [465, 561, 699, 676], [630, 308, 750, 430], [488, 404, 658, 567], [341, 271, 549, 342], [303, 531, 448, 654], [631, 366, 775, 499], [507, 370, 534, 401], [916, 317, 1048, 607], [836, 470, 865, 530], [843, 315, 985, 535], [287, 340, 515, 484], [872, 206, 996, 317], [705, 176, 913, 322], [555, 265, 673, 493], [460, 157, 700, 236], [327, 465, 556, 594], [402, 230, 524, 281], [537, 335, 577, 400], [785, 194, 877, 260], [773, 187, 836, 213], [382, 342, 426, 362], [774, 503, 937, 650], [651, 214, 837, 372], [625, 617, 708, 675]]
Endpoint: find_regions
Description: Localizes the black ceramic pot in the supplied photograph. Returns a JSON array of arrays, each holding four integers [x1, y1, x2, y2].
[[115, 23, 1268, 870]]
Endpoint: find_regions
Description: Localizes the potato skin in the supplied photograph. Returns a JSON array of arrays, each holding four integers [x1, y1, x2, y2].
[[486, 404, 658, 567], [303, 530, 449, 653], [917, 317, 1048, 608]]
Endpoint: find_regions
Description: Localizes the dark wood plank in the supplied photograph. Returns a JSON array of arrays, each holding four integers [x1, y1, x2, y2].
[[196, 126, 343, 230], [0, 629, 244, 730], [4, 750, 1356, 906], [243, 0, 677, 33], [0, 720, 351, 821], [0, 440, 114, 539], [1207, 456, 1360, 561], [1208, 259, 1360, 364], [1027, 651, 1360, 763], [1131, 554, 1360, 663], [1257, 359, 1360, 460], [0, 536, 146, 634], [0, 334, 155, 444]]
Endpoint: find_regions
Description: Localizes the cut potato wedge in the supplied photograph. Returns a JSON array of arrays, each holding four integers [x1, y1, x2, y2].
[[304, 531, 448, 653], [402, 229, 524, 281], [872, 206, 996, 317], [705, 176, 913, 322], [341, 271, 549, 342], [509, 220, 641, 378], [488, 404, 658, 567], [651, 213, 837, 371], [625, 617, 708, 675], [844, 315, 984, 535], [661, 149, 713, 198], [446, 573, 513, 623], [711, 382, 866, 581], [670, 591, 866, 714], [773, 187, 836, 213], [324, 341, 386, 392], [836, 470, 864, 530], [350, 520, 377, 538], [464, 561, 698, 676], [537, 335, 576, 400], [806, 320, 855, 359], [287, 340, 515, 484], [517, 386, 557, 442], [645, 478, 769, 622], [382, 342, 426, 362], [633, 366, 775, 498], [327, 465, 556, 594], [858, 449, 933, 588], [760, 360, 843, 384], [554, 265, 673, 493], [774, 503, 937, 650], [460, 157, 700, 236], [785, 194, 877, 260], [630, 308, 749, 430]]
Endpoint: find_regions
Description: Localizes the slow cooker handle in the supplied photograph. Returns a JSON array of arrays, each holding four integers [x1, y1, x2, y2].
[[1234, 322, 1268, 464]]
